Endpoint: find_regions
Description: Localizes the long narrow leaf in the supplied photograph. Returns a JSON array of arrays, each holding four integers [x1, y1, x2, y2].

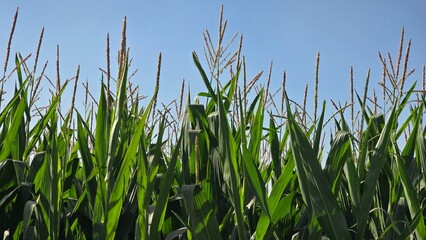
[[149, 121, 181, 240], [217, 84, 247, 239], [355, 103, 397, 240], [106, 89, 154, 239], [286, 94, 350, 240]]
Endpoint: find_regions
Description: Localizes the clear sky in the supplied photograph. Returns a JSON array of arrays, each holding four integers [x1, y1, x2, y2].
[[1, 1, 426, 116]]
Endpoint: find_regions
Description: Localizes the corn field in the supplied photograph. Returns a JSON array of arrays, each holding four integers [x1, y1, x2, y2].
[[0, 8, 425, 240]]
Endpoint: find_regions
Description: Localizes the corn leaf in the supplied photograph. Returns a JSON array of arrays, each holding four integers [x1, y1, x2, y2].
[[217, 84, 247, 239], [242, 145, 270, 219], [149, 119, 181, 240], [107, 85, 154, 239], [23, 81, 68, 159], [286, 94, 350, 240], [355, 103, 397, 240], [181, 184, 222, 240]]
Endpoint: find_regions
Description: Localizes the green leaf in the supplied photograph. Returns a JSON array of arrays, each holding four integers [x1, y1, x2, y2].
[[23, 81, 68, 159], [395, 154, 426, 238], [216, 85, 247, 239], [106, 58, 129, 196], [242, 145, 270, 219], [269, 117, 281, 179], [106, 85, 154, 239], [181, 184, 222, 240], [137, 135, 149, 238], [95, 83, 109, 180], [324, 131, 351, 194], [149, 121, 182, 240], [192, 52, 217, 103], [286, 93, 351, 240], [22, 200, 37, 238], [248, 89, 264, 164], [76, 113, 96, 203], [271, 192, 297, 223], [0, 159, 27, 194], [255, 159, 296, 239], [313, 101, 326, 156], [0, 93, 27, 160], [355, 103, 397, 240], [395, 113, 426, 239]]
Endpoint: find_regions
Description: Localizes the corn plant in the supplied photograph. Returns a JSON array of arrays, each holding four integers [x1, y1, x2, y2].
[[0, 7, 425, 240]]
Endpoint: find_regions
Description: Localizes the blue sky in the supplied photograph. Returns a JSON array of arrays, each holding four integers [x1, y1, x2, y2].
[[1, 1, 426, 115]]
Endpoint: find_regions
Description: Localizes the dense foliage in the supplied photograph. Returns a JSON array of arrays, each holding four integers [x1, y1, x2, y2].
[[1, 9, 425, 240]]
